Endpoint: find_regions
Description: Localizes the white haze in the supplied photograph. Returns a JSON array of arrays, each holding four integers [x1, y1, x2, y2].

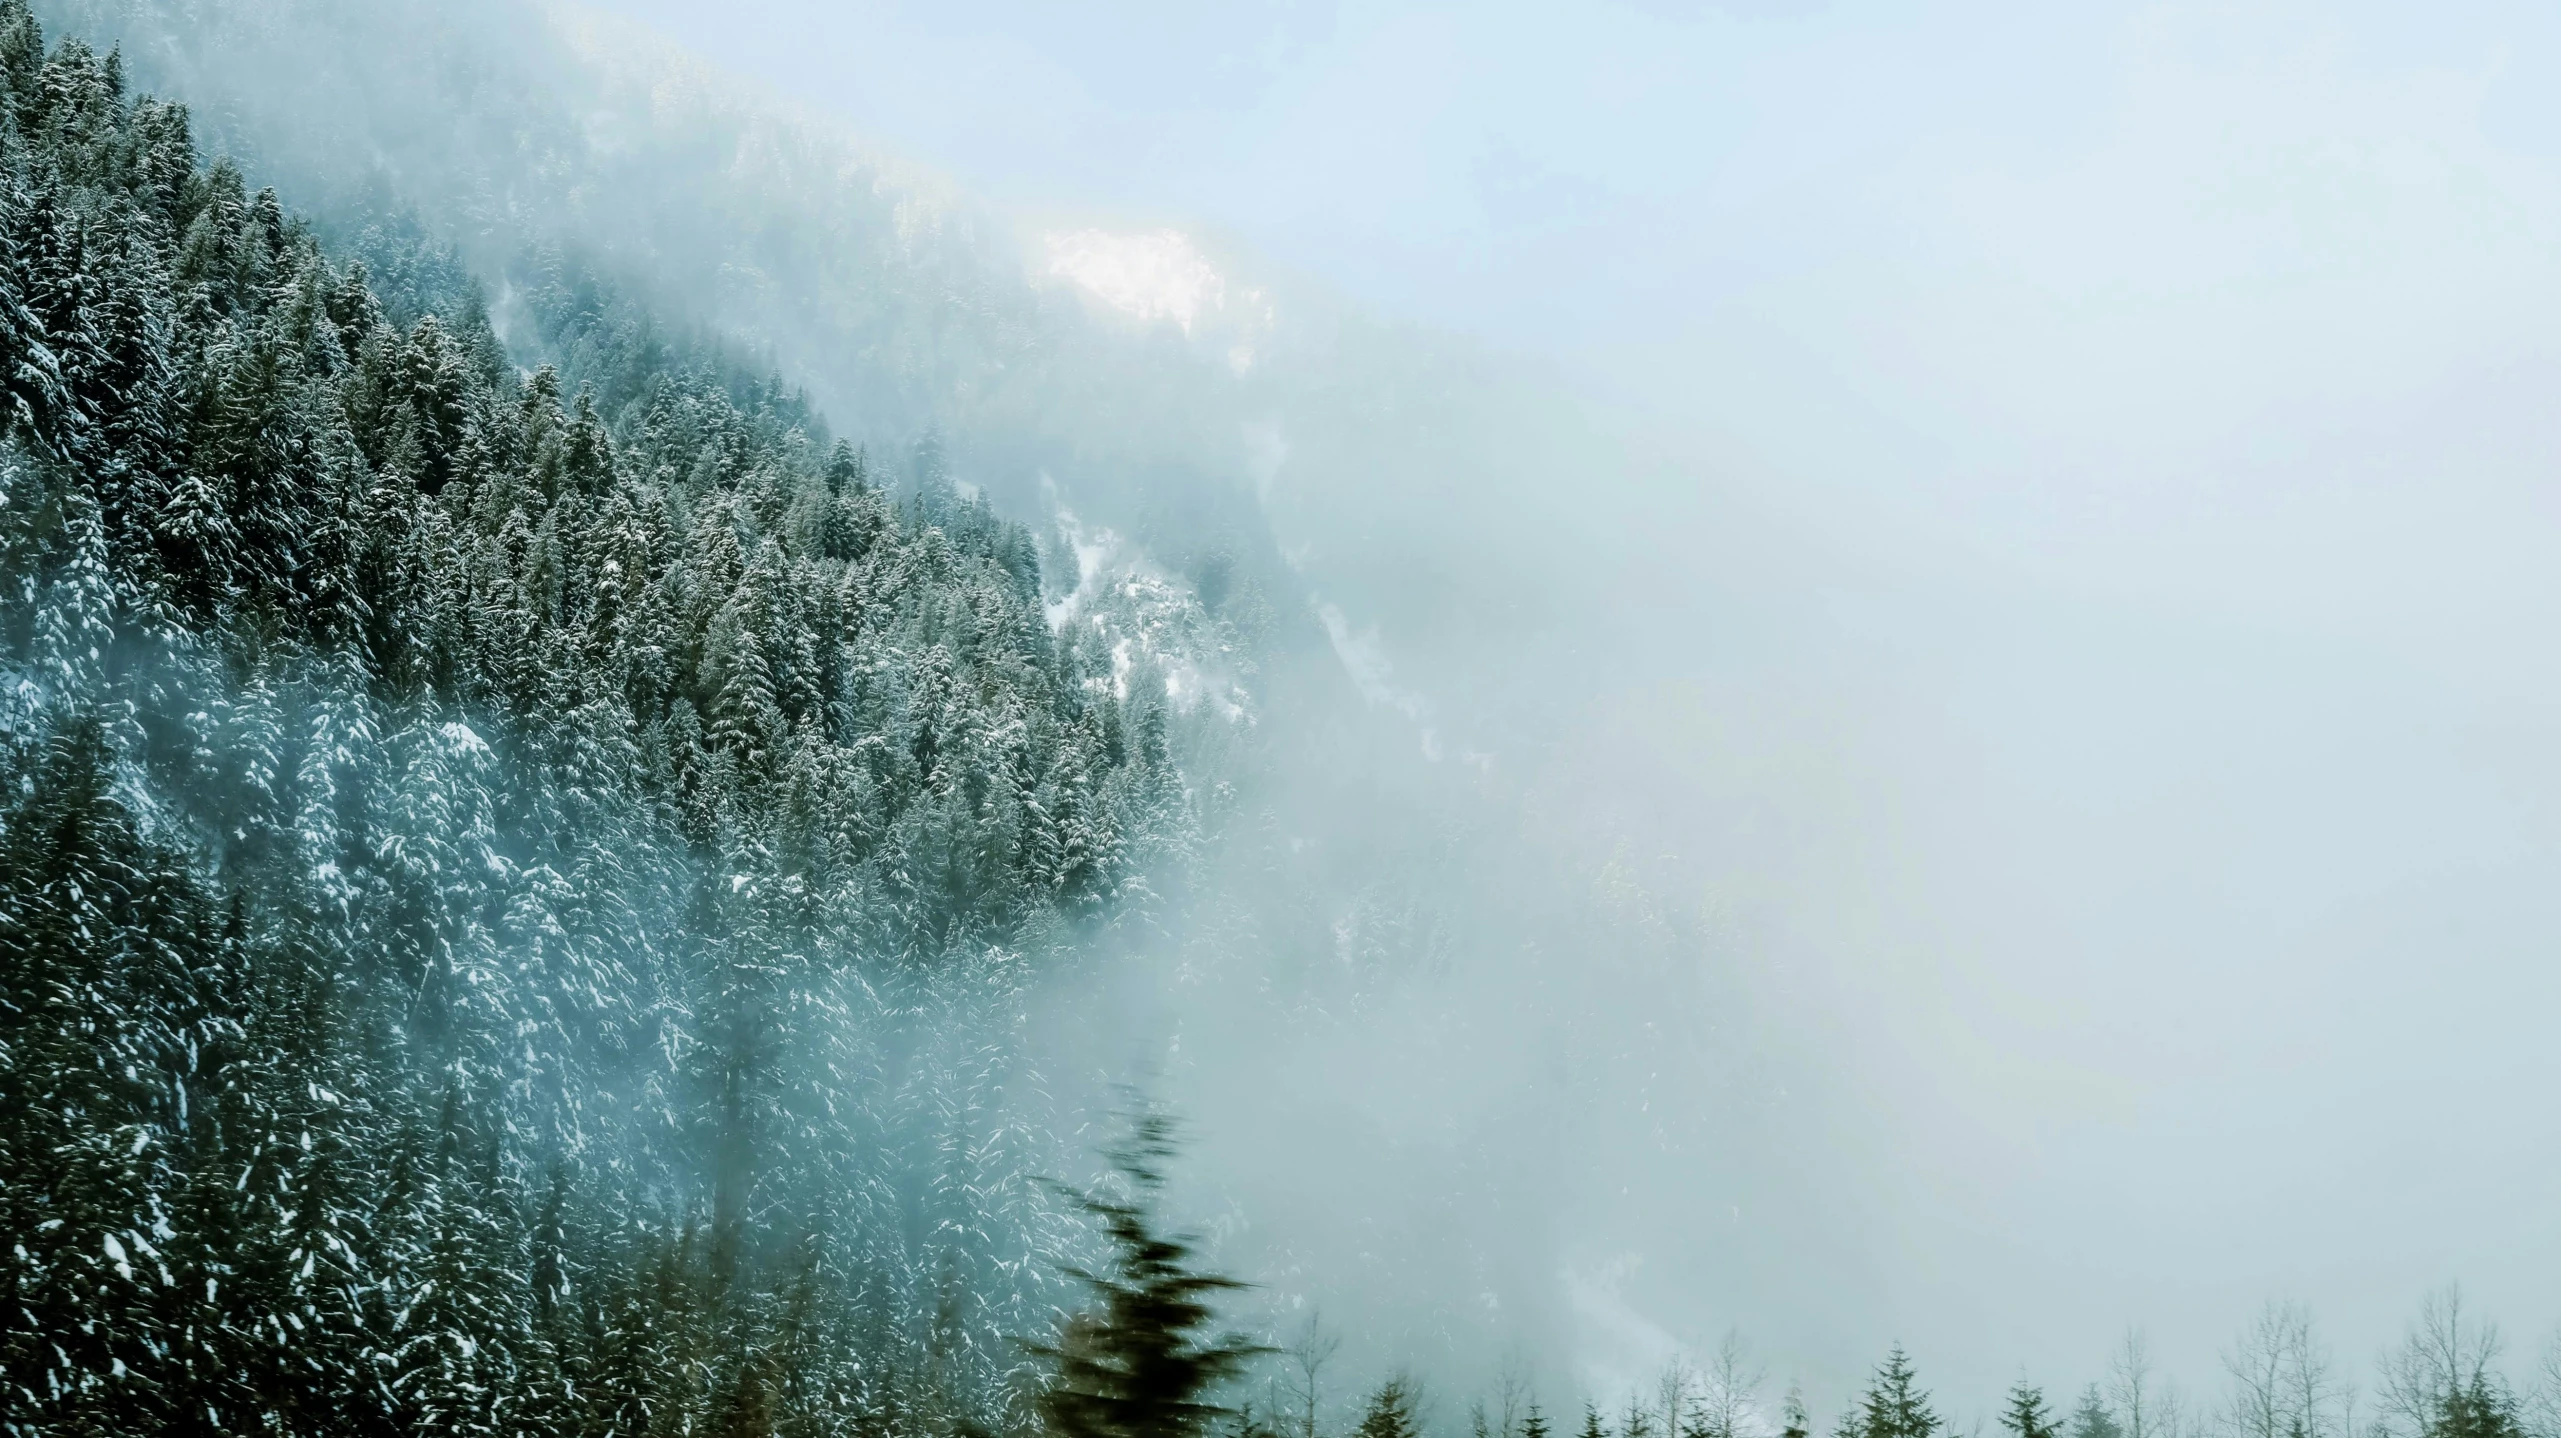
[[54, 0, 2561, 1422]]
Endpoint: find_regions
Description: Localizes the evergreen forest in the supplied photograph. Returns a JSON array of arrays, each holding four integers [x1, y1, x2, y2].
[[0, 9, 1199, 1429]]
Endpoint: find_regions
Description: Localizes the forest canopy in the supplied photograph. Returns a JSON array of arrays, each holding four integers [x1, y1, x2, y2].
[[0, 6, 1203, 1429]]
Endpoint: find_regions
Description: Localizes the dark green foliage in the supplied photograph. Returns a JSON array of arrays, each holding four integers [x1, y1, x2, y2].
[[1858, 1348, 1940, 1438], [2002, 1384, 2058, 1438], [2423, 1376, 2525, 1438], [1354, 1377, 1425, 1438], [1028, 1116, 1266, 1438], [1222, 1405, 1285, 1438]]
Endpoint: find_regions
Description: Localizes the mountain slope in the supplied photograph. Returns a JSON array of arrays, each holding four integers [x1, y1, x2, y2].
[[14, 0, 1789, 1410], [0, 11, 1208, 1429]]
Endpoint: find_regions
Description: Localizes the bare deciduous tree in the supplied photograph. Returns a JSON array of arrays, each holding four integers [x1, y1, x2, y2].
[[1287, 1312, 1344, 1438], [1497, 1353, 1535, 1438], [2226, 1301, 2346, 1438], [1691, 1332, 1769, 1438], [2377, 1288, 2504, 1438], [1658, 1357, 1700, 1438], [2115, 1329, 2187, 1438], [2524, 1329, 2561, 1438]]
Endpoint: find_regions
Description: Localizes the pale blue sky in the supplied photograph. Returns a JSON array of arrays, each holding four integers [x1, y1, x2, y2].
[[582, 0, 2561, 397], [579, 0, 2561, 647]]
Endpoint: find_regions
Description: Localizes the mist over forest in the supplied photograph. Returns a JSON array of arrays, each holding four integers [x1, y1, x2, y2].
[[1, 1, 2557, 1436]]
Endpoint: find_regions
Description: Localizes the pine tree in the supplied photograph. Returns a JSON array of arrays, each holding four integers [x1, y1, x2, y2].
[[1860, 1347, 1940, 1438], [1356, 1377, 1424, 1438], [1027, 1115, 1263, 1438], [1782, 1387, 1813, 1438], [2003, 1383, 2059, 1438], [0, 181, 65, 451], [2426, 1375, 2525, 1438], [2069, 1386, 2124, 1438]]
